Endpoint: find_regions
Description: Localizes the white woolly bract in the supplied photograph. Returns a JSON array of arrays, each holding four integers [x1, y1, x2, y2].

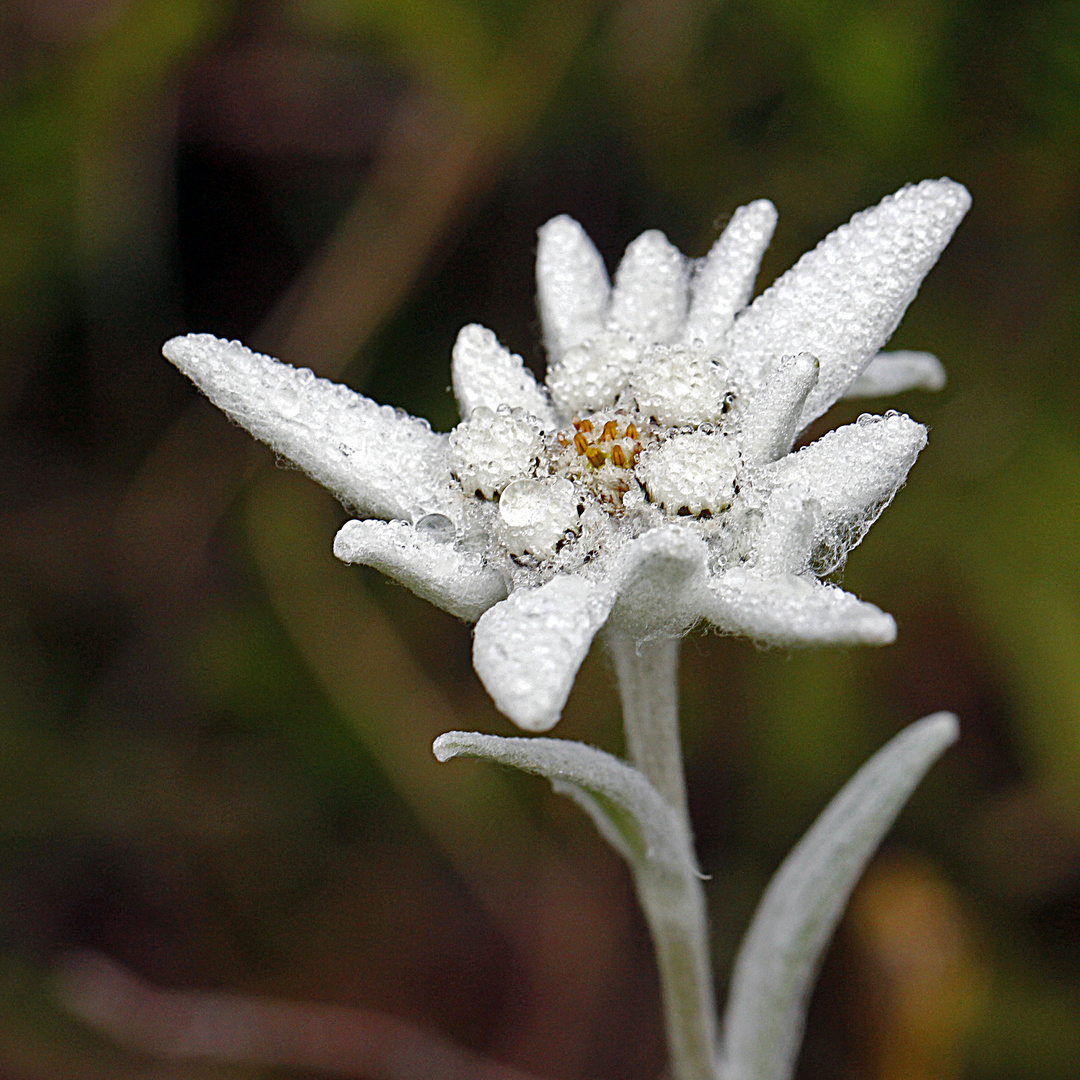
[[536, 215, 610, 360], [451, 323, 556, 426], [163, 334, 457, 522], [724, 179, 970, 426], [333, 519, 507, 623], [685, 199, 777, 353], [843, 350, 947, 398], [764, 412, 927, 574], [702, 570, 897, 647], [609, 527, 710, 638], [737, 352, 819, 467], [607, 229, 689, 343], [471, 575, 613, 732]]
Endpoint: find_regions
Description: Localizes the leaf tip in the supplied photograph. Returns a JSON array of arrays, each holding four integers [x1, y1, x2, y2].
[[912, 710, 960, 751], [432, 732, 466, 762]]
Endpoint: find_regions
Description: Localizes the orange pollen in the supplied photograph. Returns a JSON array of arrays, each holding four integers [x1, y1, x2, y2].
[[599, 420, 618, 442], [573, 418, 594, 433], [573, 432, 591, 455], [585, 446, 607, 469], [610, 444, 627, 468], [625, 422, 638, 440]]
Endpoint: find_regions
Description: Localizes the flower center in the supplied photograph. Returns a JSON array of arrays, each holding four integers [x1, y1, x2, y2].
[[448, 403, 741, 567], [546, 410, 659, 511]]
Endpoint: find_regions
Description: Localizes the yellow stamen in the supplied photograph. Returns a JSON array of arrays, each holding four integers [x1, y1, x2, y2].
[[610, 444, 626, 468], [574, 432, 591, 455], [625, 422, 638, 440], [585, 447, 606, 469], [599, 420, 618, 442]]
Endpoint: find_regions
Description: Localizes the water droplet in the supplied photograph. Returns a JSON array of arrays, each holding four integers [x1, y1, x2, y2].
[[416, 514, 456, 543]]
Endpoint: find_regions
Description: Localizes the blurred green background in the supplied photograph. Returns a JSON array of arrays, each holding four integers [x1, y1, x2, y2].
[[2, 0, 1080, 1077]]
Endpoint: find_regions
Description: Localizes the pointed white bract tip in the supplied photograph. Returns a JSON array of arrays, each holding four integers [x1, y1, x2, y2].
[[703, 570, 897, 647], [866, 610, 898, 645], [333, 518, 507, 623], [769, 411, 927, 573], [844, 350, 947, 399], [536, 215, 611, 360], [727, 178, 971, 429], [685, 198, 778, 352], [738, 197, 778, 222], [162, 333, 199, 367], [451, 323, 555, 425], [162, 333, 456, 522], [607, 229, 689, 344], [472, 576, 613, 732], [928, 176, 972, 214], [737, 351, 819, 466]]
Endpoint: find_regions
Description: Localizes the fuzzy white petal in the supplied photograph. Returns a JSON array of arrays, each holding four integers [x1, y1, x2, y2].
[[725, 179, 970, 426], [333, 519, 506, 622], [701, 569, 896, 646], [451, 324, 557, 426], [684, 199, 778, 352], [607, 230, 690, 344], [764, 412, 927, 572], [164, 334, 457, 522], [842, 350, 947, 398], [610, 526, 710, 637], [536, 215, 611, 361], [630, 346, 735, 427], [720, 713, 959, 1080], [737, 352, 819, 466], [433, 731, 696, 875], [546, 331, 642, 417], [449, 407, 544, 500], [637, 431, 739, 515], [472, 575, 614, 731]]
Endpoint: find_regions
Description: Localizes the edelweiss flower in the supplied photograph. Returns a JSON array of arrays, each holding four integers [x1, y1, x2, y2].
[[164, 179, 969, 733]]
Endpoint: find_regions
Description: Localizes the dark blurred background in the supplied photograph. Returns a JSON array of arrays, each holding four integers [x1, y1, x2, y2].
[[1, 0, 1079, 1077]]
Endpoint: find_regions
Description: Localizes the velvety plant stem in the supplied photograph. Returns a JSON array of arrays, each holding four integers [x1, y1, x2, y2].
[[609, 630, 718, 1080], [610, 634, 688, 816]]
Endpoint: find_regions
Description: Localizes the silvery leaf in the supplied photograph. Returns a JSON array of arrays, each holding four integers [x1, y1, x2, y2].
[[719, 712, 959, 1080], [433, 731, 697, 877]]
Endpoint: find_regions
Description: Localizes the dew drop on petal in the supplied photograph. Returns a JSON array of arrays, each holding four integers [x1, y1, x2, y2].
[[415, 513, 456, 543]]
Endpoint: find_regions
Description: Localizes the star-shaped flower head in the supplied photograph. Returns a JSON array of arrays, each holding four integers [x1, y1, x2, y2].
[[164, 179, 970, 733]]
